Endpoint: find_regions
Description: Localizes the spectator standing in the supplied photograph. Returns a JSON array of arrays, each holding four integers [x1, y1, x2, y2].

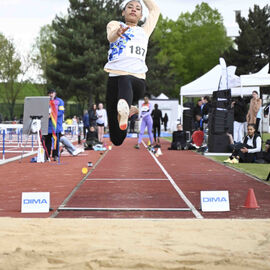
[[151, 103, 162, 144], [232, 96, 248, 143], [162, 113, 168, 131], [193, 99, 203, 118], [72, 115, 78, 135], [96, 103, 107, 143], [88, 104, 98, 128], [44, 89, 65, 161], [201, 96, 211, 124], [82, 110, 90, 139], [246, 90, 262, 133]]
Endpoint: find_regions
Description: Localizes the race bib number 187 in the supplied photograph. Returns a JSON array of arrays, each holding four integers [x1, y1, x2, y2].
[[126, 41, 147, 61]]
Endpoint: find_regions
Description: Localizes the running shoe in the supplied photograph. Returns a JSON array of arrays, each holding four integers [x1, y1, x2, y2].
[[72, 148, 83, 156], [230, 157, 239, 164], [223, 157, 232, 163], [117, 99, 129, 131], [134, 144, 140, 149]]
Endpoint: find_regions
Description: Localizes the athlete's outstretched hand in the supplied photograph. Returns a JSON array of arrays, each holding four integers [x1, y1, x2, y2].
[[117, 25, 130, 38]]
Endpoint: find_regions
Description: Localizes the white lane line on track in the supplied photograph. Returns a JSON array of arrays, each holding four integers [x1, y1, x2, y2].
[[142, 141, 203, 219], [86, 178, 168, 181]]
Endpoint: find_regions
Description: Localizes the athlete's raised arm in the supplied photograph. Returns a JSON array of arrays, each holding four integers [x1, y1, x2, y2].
[[142, 0, 160, 37]]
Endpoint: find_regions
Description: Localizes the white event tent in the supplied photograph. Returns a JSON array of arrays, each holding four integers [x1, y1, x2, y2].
[[179, 62, 270, 122], [240, 63, 270, 87]]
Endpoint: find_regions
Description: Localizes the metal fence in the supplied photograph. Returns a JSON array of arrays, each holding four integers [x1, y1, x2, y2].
[[0, 103, 84, 122]]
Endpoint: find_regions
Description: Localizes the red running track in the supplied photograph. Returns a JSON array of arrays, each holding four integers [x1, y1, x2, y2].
[[1, 137, 270, 219], [55, 139, 270, 219]]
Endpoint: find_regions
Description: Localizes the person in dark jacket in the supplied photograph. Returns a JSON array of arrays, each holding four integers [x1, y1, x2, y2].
[[232, 96, 248, 143], [193, 99, 203, 118], [88, 104, 98, 128], [201, 96, 211, 124], [168, 124, 187, 150], [162, 113, 168, 131], [151, 104, 162, 144], [84, 126, 100, 150], [262, 139, 270, 163]]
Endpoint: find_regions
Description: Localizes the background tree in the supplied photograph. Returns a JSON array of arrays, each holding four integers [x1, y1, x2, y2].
[[46, 0, 122, 110], [147, 3, 231, 98], [0, 33, 31, 119], [32, 24, 56, 87], [146, 16, 180, 98], [224, 4, 270, 75]]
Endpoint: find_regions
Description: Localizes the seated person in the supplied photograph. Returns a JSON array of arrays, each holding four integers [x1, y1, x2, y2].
[[84, 126, 100, 150], [263, 140, 270, 163], [194, 114, 203, 130], [168, 124, 187, 150], [60, 135, 83, 156], [224, 124, 262, 164], [259, 139, 270, 164], [188, 127, 204, 149]]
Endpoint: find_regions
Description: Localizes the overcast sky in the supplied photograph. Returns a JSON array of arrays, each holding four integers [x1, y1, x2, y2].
[[0, 0, 269, 55]]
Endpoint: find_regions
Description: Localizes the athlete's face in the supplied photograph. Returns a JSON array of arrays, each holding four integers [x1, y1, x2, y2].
[[122, 1, 142, 25]]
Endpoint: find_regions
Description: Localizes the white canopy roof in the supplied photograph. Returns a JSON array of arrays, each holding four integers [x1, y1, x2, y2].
[[180, 63, 270, 97], [156, 93, 169, 99], [181, 65, 222, 97], [240, 64, 270, 87]]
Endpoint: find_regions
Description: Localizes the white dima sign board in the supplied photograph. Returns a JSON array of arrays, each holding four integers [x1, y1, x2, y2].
[[200, 190, 230, 212], [21, 192, 50, 213]]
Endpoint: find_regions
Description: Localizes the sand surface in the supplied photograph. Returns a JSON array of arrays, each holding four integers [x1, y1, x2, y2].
[[0, 218, 270, 270]]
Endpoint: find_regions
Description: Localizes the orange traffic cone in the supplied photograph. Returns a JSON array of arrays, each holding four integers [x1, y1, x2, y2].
[[244, 188, 260, 208]]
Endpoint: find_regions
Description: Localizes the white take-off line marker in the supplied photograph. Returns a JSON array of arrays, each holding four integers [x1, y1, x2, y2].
[[86, 178, 168, 181], [142, 141, 203, 219]]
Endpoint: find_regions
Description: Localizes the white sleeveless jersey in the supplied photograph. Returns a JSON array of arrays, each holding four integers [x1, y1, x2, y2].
[[104, 22, 149, 74]]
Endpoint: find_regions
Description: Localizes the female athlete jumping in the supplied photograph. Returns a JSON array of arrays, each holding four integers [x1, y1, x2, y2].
[[104, 0, 160, 146]]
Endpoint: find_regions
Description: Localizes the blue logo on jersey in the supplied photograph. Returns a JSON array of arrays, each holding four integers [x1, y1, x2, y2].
[[109, 28, 134, 61]]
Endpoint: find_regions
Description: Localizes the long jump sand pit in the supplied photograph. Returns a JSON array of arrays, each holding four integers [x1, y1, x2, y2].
[[0, 218, 270, 270]]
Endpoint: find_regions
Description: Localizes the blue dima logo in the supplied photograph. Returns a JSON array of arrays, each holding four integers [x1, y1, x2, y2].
[[23, 199, 48, 204], [203, 197, 227, 203]]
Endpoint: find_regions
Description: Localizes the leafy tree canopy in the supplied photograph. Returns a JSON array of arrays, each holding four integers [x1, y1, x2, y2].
[[46, 0, 122, 108], [147, 2, 232, 98], [224, 4, 270, 75]]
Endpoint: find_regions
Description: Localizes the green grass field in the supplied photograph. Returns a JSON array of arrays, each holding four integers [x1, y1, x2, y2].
[[208, 156, 269, 180], [207, 133, 270, 180]]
